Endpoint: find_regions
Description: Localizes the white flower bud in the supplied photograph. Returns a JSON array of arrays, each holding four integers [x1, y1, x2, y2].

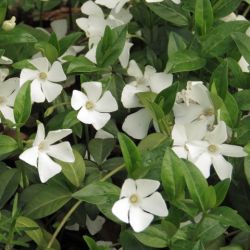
[[2, 16, 16, 31]]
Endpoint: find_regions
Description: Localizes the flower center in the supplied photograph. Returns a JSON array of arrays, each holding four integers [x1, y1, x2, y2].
[[208, 144, 218, 153], [203, 108, 214, 117], [129, 194, 139, 204], [38, 142, 48, 152], [85, 101, 94, 110], [39, 72, 47, 80]]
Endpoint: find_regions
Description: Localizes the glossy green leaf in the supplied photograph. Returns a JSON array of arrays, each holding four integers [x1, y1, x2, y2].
[[96, 25, 127, 67], [59, 32, 82, 55], [0, 135, 18, 160], [59, 150, 85, 188], [14, 81, 32, 126], [213, 0, 242, 18], [168, 32, 187, 58], [234, 90, 250, 111], [35, 41, 58, 63], [166, 50, 206, 73], [195, 0, 214, 35], [0, 0, 7, 25]]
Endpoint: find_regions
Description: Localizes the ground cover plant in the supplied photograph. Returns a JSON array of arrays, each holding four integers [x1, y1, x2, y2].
[[0, 0, 250, 249]]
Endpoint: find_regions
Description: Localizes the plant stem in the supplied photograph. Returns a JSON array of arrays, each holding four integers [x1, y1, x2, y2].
[[39, 1, 44, 27], [243, 5, 250, 17], [16, 127, 23, 150], [46, 164, 125, 249]]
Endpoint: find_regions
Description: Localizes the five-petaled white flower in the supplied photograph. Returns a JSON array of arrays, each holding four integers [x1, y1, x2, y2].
[[19, 123, 75, 183], [20, 57, 66, 103], [186, 121, 247, 180], [112, 178, 168, 232], [71, 81, 118, 130], [0, 77, 19, 123]]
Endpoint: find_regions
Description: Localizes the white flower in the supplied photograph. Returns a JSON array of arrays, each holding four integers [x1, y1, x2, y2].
[[121, 60, 173, 108], [0, 77, 19, 123], [171, 119, 207, 159], [0, 68, 9, 82], [2, 16, 16, 31], [112, 179, 168, 232], [71, 82, 118, 130], [173, 81, 214, 126], [19, 123, 74, 183], [0, 56, 13, 65], [20, 57, 66, 103], [186, 121, 247, 180], [86, 215, 106, 235], [76, 1, 133, 68], [220, 12, 247, 22]]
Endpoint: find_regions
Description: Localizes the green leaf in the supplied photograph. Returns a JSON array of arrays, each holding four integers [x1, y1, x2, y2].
[[196, 217, 227, 243], [147, 2, 189, 27], [84, 236, 109, 250], [244, 156, 250, 186], [182, 160, 210, 211], [0, 26, 37, 46], [214, 179, 230, 206], [0, 168, 21, 208], [0, 0, 7, 25], [14, 81, 32, 126], [209, 206, 249, 231], [213, 0, 242, 18], [73, 181, 120, 205], [96, 25, 127, 67], [155, 82, 179, 114], [66, 55, 101, 73], [22, 184, 71, 219], [59, 150, 85, 188], [12, 59, 36, 70], [220, 92, 239, 128], [161, 148, 185, 201], [35, 41, 58, 63], [210, 60, 228, 100], [0, 135, 18, 160], [89, 138, 116, 165], [234, 90, 250, 111], [166, 50, 206, 73], [232, 32, 250, 65], [201, 21, 249, 57], [195, 0, 214, 35], [133, 225, 169, 248], [168, 32, 187, 58], [118, 132, 143, 178], [59, 32, 82, 55]]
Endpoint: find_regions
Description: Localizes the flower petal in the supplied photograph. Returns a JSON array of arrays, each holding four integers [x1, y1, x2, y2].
[[37, 153, 62, 183], [172, 124, 187, 146], [71, 90, 88, 110], [140, 192, 168, 217], [119, 41, 133, 68], [95, 0, 119, 10], [30, 79, 46, 103], [45, 129, 72, 145], [212, 154, 233, 180], [129, 206, 154, 232], [192, 152, 212, 179], [19, 146, 39, 167], [30, 57, 49, 72], [122, 109, 152, 139], [95, 91, 118, 112], [120, 178, 137, 198], [85, 46, 97, 63], [172, 146, 188, 159], [48, 61, 66, 82], [41, 80, 63, 102], [135, 179, 160, 198], [121, 84, 148, 108], [127, 60, 143, 79], [149, 73, 173, 94], [77, 107, 110, 130], [238, 56, 250, 73], [187, 141, 208, 160], [206, 121, 227, 144], [0, 77, 19, 97], [50, 19, 68, 39], [47, 142, 75, 162], [20, 69, 39, 86], [33, 123, 46, 146], [112, 197, 130, 223], [82, 0, 104, 16], [0, 106, 15, 122], [220, 144, 247, 157], [86, 215, 106, 236], [82, 81, 102, 102]]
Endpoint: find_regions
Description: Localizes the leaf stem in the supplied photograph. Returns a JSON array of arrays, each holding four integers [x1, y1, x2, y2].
[[46, 163, 125, 249], [16, 127, 23, 150]]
